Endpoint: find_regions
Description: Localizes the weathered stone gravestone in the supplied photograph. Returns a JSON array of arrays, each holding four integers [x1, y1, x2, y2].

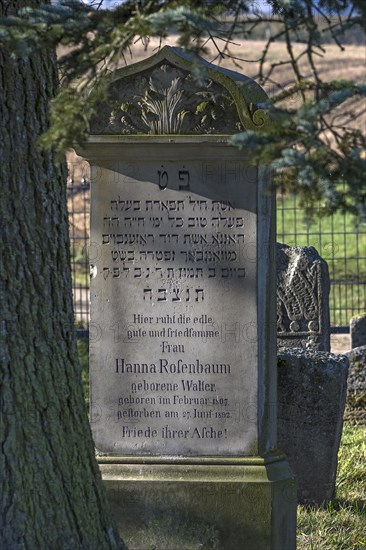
[[276, 244, 350, 504], [350, 313, 366, 349], [277, 243, 330, 351], [344, 346, 366, 425], [82, 46, 296, 549], [277, 349, 348, 504]]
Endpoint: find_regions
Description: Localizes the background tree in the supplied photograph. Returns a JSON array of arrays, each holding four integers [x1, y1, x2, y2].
[[0, 1, 124, 548]]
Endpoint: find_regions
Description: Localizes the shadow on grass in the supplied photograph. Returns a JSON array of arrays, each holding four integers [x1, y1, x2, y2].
[[332, 499, 366, 513], [300, 498, 366, 515]]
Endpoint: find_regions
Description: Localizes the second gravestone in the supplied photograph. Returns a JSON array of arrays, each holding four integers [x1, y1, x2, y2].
[[277, 243, 331, 351], [82, 47, 296, 549]]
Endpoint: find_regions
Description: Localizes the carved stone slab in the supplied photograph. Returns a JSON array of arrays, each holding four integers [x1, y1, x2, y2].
[[344, 346, 366, 425], [278, 349, 348, 504], [88, 145, 274, 456], [277, 243, 330, 351], [350, 313, 366, 349], [84, 47, 276, 457]]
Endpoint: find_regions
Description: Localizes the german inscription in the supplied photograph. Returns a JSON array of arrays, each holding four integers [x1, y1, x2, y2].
[[90, 152, 259, 455]]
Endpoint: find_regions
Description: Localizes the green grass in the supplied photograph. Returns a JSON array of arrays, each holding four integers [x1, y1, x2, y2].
[[297, 424, 366, 549], [70, 249, 90, 287], [77, 337, 89, 408], [277, 194, 366, 326], [337, 424, 366, 502]]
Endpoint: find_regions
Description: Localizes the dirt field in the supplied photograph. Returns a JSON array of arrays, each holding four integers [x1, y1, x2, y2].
[[102, 36, 366, 83], [331, 334, 351, 355]]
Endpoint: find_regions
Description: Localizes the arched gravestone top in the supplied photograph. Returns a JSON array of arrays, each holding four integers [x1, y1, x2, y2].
[[90, 45, 271, 135], [84, 44, 277, 458]]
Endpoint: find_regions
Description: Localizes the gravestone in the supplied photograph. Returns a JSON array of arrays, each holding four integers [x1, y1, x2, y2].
[[344, 346, 366, 425], [277, 243, 330, 351], [277, 349, 348, 504], [82, 46, 296, 549], [350, 313, 366, 349]]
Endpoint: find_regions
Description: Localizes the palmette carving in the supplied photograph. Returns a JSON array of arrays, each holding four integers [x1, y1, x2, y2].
[[91, 63, 245, 135], [277, 244, 330, 351]]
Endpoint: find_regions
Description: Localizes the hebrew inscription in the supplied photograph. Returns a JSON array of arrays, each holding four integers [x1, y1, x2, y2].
[[90, 155, 259, 456]]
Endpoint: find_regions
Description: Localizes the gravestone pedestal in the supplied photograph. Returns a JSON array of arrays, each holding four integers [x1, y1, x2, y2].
[[99, 457, 295, 549], [82, 47, 296, 549]]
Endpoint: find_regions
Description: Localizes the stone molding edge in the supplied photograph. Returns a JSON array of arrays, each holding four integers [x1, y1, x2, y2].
[[96, 454, 287, 465], [86, 135, 232, 143], [98, 456, 296, 484], [80, 137, 251, 161]]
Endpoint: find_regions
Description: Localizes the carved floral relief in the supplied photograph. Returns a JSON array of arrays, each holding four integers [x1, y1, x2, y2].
[[91, 62, 244, 135]]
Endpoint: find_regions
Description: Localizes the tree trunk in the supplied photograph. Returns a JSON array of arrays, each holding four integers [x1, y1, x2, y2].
[[0, 2, 124, 548]]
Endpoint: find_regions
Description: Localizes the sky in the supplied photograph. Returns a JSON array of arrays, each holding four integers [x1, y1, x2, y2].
[[80, 0, 274, 12], [77, 0, 353, 17]]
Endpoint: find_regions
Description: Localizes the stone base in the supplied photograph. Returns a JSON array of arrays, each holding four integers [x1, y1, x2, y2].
[[98, 455, 296, 550]]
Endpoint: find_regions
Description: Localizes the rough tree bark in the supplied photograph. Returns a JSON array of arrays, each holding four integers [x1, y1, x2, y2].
[[0, 2, 124, 548]]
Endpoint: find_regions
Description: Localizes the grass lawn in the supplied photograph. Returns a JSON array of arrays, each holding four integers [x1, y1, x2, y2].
[[297, 424, 366, 549], [77, 340, 366, 547]]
